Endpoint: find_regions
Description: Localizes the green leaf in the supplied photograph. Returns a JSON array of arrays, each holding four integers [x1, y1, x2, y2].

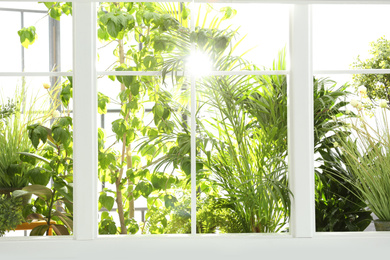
[[130, 82, 140, 96], [126, 169, 135, 183], [52, 224, 70, 235], [98, 128, 106, 151], [30, 224, 49, 236], [27, 167, 51, 186], [49, 7, 62, 20], [23, 185, 53, 201], [180, 157, 191, 176], [106, 20, 119, 38], [54, 183, 73, 203], [18, 152, 50, 164], [151, 172, 167, 190], [17, 26, 37, 48], [143, 56, 157, 70], [164, 194, 178, 208], [214, 35, 229, 52], [27, 124, 49, 148], [12, 189, 30, 198], [98, 28, 109, 41], [112, 119, 127, 140], [98, 152, 116, 170], [99, 192, 115, 211], [115, 65, 136, 88], [19, 152, 36, 165], [52, 127, 70, 146], [98, 92, 110, 114], [135, 181, 153, 198], [60, 84, 72, 107], [55, 117, 73, 128], [153, 104, 164, 118], [143, 11, 159, 26]]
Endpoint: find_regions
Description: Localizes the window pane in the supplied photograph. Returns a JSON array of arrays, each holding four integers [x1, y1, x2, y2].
[[96, 2, 196, 235], [97, 74, 191, 235], [312, 72, 388, 232], [97, 3, 289, 73], [313, 5, 390, 70], [194, 3, 289, 71], [197, 72, 289, 234], [0, 76, 73, 237], [0, 2, 73, 72]]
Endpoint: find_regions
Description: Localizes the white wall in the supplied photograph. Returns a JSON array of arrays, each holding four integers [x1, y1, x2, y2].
[[1, 234, 390, 260]]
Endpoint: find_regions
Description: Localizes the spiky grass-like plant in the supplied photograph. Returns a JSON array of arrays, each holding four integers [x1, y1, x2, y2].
[[0, 83, 57, 189], [337, 106, 390, 221]]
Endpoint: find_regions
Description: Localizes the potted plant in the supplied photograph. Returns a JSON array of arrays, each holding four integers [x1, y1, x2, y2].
[[335, 93, 390, 231], [0, 87, 38, 200]]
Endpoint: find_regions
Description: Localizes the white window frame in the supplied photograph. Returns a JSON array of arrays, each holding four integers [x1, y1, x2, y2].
[[1, 1, 390, 259]]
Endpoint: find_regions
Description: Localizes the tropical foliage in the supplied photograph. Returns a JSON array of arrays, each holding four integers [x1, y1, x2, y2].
[[335, 106, 390, 222], [352, 37, 390, 106], [4, 1, 382, 237]]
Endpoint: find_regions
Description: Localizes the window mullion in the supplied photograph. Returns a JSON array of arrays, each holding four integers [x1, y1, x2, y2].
[[288, 4, 315, 238], [73, 1, 98, 240], [190, 0, 197, 236]]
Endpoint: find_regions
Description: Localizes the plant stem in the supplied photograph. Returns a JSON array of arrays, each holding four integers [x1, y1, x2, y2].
[[116, 38, 127, 234], [46, 188, 56, 236]]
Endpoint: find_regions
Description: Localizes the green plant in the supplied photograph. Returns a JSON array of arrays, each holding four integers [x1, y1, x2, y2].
[[12, 98, 74, 236], [0, 85, 54, 190], [0, 98, 16, 124], [13, 109, 74, 235], [313, 78, 372, 231], [196, 52, 291, 232], [315, 147, 372, 231], [352, 37, 390, 106], [0, 195, 24, 236], [335, 105, 390, 221]]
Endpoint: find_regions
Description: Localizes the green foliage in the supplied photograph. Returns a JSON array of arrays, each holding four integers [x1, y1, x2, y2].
[[313, 78, 373, 231], [0, 195, 24, 236], [13, 1, 372, 236], [0, 86, 47, 189], [17, 26, 37, 49], [27, 124, 48, 149], [98, 92, 110, 114], [99, 10, 135, 39], [99, 191, 115, 212], [0, 99, 16, 123], [43, 2, 72, 20], [352, 37, 390, 105], [9, 80, 74, 236], [335, 108, 390, 221], [315, 147, 372, 231], [198, 71, 290, 233], [99, 212, 117, 234]]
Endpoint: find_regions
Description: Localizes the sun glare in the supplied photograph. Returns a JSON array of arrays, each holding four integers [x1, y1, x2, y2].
[[186, 51, 212, 76]]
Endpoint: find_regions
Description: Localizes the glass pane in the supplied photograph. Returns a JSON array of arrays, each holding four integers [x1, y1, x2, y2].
[[97, 74, 191, 235], [312, 73, 390, 232], [0, 76, 73, 237], [194, 3, 289, 71], [313, 5, 390, 70], [97, 3, 289, 73], [96, 2, 197, 235], [196, 72, 289, 233], [0, 2, 73, 72]]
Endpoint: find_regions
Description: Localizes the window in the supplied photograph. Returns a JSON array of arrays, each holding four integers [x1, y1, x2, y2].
[[0, 2, 73, 237], [0, 1, 390, 259]]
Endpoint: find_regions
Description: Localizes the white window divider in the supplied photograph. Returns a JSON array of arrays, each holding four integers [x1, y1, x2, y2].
[[288, 4, 315, 238], [73, 1, 98, 240]]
